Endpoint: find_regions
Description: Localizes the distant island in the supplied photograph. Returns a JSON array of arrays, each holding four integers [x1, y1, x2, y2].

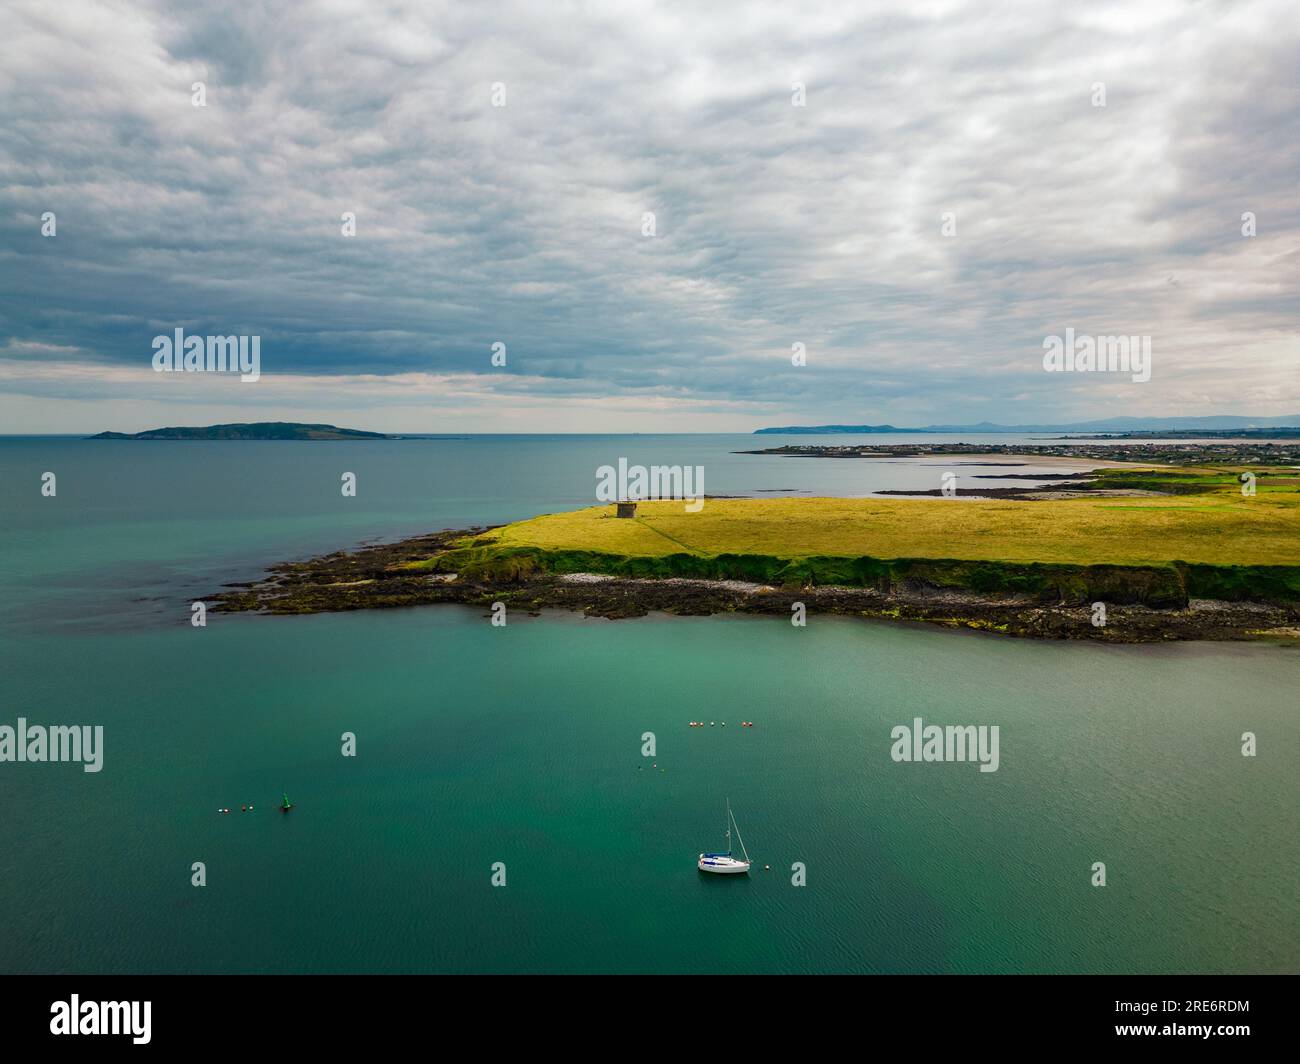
[[754, 415, 1300, 434], [89, 422, 394, 441]]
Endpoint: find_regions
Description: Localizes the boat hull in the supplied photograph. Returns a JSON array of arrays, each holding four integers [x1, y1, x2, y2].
[[698, 854, 751, 874]]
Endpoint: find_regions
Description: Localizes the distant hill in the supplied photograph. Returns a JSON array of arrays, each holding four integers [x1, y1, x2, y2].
[[754, 423, 924, 434], [755, 415, 1300, 434], [90, 422, 393, 441]]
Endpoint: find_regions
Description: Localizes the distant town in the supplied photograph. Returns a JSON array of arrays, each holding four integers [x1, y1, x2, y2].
[[739, 441, 1300, 465]]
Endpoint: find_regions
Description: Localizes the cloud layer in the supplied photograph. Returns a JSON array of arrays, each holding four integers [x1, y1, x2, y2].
[[1, 0, 1297, 431]]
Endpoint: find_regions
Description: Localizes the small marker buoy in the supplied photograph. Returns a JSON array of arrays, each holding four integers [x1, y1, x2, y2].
[[764, 864, 771, 870]]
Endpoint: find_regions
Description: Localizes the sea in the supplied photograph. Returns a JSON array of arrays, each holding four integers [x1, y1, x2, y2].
[[0, 433, 1295, 973]]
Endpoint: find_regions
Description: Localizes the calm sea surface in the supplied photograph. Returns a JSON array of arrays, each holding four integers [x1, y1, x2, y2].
[[0, 434, 1295, 973]]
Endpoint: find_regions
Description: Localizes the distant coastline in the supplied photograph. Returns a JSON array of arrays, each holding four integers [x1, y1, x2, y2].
[[739, 441, 1300, 467], [754, 415, 1300, 435]]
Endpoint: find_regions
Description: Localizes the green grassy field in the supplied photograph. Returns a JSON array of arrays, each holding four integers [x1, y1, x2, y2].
[[484, 467, 1299, 566], [413, 466, 1300, 603]]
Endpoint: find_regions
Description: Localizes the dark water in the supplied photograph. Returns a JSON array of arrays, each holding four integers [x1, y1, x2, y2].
[[0, 435, 1296, 973]]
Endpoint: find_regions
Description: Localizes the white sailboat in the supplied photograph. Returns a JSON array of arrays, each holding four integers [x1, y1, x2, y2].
[[698, 799, 751, 874]]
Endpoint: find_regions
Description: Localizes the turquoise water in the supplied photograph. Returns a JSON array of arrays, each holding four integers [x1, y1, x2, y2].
[[0, 436, 1296, 973]]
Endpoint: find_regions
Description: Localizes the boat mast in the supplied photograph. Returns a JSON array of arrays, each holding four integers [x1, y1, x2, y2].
[[725, 798, 732, 854], [729, 803, 750, 863]]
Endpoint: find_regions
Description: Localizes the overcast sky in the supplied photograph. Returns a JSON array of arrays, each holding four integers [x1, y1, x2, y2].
[[1, 0, 1296, 433]]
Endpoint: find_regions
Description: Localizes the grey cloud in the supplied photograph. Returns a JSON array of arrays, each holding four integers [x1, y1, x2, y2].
[[0, 0, 1296, 428]]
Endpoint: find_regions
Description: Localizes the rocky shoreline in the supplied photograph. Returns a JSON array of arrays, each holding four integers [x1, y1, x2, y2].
[[209, 527, 1300, 644]]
